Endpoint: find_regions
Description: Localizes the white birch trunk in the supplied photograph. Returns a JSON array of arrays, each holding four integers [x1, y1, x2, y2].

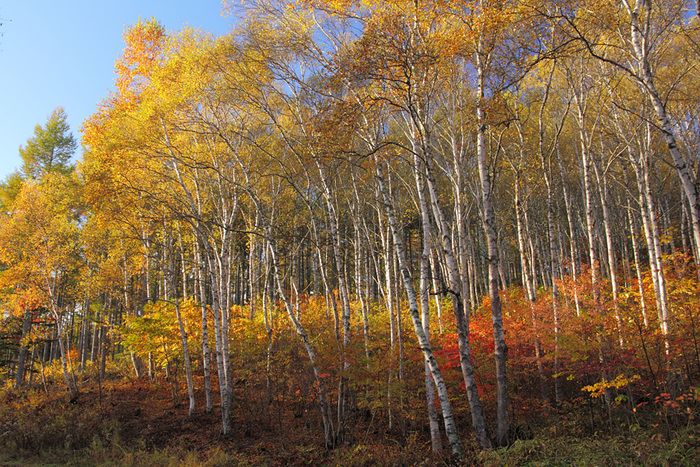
[[422, 150, 492, 450], [626, 0, 700, 269], [476, 47, 509, 447], [195, 241, 213, 412], [414, 152, 443, 455], [627, 192, 649, 327], [376, 159, 463, 458], [593, 160, 624, 347]]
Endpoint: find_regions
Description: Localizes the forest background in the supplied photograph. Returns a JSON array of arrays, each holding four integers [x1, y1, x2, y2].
[[1, 0, 700, 465]]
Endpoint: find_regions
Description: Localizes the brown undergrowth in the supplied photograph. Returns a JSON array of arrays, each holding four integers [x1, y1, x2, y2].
[[2, 350, 700, 466], [0, 375, 447, 466]]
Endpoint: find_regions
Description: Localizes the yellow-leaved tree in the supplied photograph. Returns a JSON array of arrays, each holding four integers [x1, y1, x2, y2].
[[0, 173, 82, 398]]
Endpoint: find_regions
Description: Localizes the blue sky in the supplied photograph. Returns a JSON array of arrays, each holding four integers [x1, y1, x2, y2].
[[0, 0, 235, 180]]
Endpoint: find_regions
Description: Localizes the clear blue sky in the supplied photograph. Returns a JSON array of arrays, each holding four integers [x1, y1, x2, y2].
[[0, 0, 235, 180]]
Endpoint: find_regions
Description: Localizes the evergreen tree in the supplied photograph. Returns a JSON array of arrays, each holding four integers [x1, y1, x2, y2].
[[19, 106, 76, 179]]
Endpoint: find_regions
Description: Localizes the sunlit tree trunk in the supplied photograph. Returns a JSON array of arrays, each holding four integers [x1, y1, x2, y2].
[[625, 0, 700, 269], [476, 45, 509, 447], [195, 240, 213, 413], [46, 278, 78, 400], [593, 159, 624, 347], [421, 147, 491, 450], [626, 185, 649, 327], [378, 187, 397, 430], [376, 158, 463, 458], [314, 161, 351, 442], [249, 212, 260, 320], [164, 225, 195, 416], [351, 173, 371, 362], [514, 119, 547, 402], [537, 64, 564, 404], [414, 152, 443, 455], [205, 245, 231, 434], [556, 137, 581, 316], [629, 127, 670, 340], [263, 210, 336, 449]]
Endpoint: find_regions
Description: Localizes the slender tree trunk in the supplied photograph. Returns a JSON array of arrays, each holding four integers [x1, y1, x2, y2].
[[627, 1, 700, 268], [514, 119, 547, 401], [476, 47, 509, 447], [629, 131, 669, 340], [573, 78, 614, 412], [641, 156, 670, 337], [593, 159, 624, 346], [196, 241, 213, 413], [376, 159, 463, 458], [537, 66, 563, 404], [556, 137, 581, 316], [14, 305, 33, 389], [429, 249, 444, 334], [421, 148, 492, 450], [46, 276, 78, 399], [100, 314, 108, 383], [627, 193, 649, 327], [414, 153, 443, 455], [513, 160, 547, 402], [163, 221, 195, 415], [265, 219, 336, 449], [379, 202, 397, 430], [351, 172, 372, 362], [249, 212, 260, 320], [79, 300, 89, 375], [205, 246, 231, 435], [315, 162, 352, 443]]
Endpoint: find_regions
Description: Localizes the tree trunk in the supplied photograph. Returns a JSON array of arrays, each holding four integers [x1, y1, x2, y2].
[[421, 148, 492, 450], [14, 305, 33, 389], [376, 158, 464, 458], [476, 47, 509, 447], [593, 159, 624, 346], [414, 152, 443, 455], [556, 137, 582, 316], [627, 0, 700, 269], [196, 241, 213, 412], [632, 135, 670, 340], [536, 67, 564, 404], [574, 76, 614, 412], [205, 246, 231, 435]]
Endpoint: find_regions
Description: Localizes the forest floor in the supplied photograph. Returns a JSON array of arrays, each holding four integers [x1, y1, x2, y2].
[[1, 375, 700, 466]]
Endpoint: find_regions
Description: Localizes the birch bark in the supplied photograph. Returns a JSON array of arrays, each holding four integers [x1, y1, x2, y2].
[[376, 159, 464, 458], [476, 45, 509, 447]]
